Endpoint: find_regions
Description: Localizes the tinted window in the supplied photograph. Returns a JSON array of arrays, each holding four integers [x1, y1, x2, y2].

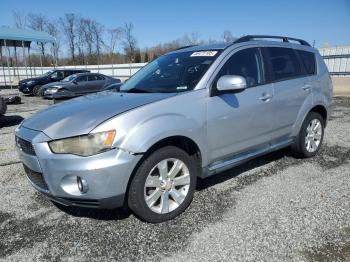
[[76, 75, 88, 82], [88, 75, 104, 81], [297, 50, 316, 75], [51, 71, 64, 79], [216, 48, 264, 88], [64, 71, 73, 77], [88, 75, 98, 81], [266, 47, 303, 81]]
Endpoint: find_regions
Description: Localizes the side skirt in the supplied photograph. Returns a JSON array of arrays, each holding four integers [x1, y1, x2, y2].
[[201, 138, 294, 178]]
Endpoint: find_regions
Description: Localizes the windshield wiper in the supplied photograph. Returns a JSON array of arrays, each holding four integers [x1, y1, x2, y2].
[[123, 88, 150, 93]]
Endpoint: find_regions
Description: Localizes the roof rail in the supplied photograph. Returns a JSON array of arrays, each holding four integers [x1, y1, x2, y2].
[[234, 35, 311, 47]]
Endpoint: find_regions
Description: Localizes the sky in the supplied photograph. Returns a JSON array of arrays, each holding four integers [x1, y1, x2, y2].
[[0, 0, 349, 49]]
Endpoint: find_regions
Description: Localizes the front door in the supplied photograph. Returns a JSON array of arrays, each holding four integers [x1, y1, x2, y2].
[[207, 47, 274, 163]]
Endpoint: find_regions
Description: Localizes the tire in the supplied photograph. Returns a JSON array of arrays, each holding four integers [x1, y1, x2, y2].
[[128, 146, 197, 223], [32, 85, 41, 96], [0, 97, 7, 115], [292, 112, 324, 158]]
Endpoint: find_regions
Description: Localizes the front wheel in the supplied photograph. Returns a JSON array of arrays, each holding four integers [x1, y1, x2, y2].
[[292, 112, 324, 158], [32, 85, 41, 96], [128, 146, 197, 223]]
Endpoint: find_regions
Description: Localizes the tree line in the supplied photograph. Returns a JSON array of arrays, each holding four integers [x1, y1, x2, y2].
[[7, 10, 236, 66]]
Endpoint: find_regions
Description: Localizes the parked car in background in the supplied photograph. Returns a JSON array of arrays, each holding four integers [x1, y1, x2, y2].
[[42, 73, 121, 99], [101, 82, 122, 92], [18, 69, 90, 96], [15, 35, 332, 223]]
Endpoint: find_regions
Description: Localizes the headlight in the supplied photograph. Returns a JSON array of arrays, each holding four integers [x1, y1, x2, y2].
[[48, 130, 116, 156], [46, 87, 59, 93]]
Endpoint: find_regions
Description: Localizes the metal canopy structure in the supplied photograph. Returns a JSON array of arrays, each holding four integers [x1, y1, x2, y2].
[[0, 27, 57, 88]]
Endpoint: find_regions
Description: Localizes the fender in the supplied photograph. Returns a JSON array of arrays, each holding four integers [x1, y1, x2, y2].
[[92, 89, 209, 165], [120, 113, 207, 163], [291, 90, 329, 137]]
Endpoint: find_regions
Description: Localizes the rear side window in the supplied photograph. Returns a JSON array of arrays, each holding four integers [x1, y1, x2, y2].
[[216, 48, 264, 88], [76, 75, 88, 82], [266, 47, 303, 81], [64, 71, 73, 77], [296, 50, 316, 75]]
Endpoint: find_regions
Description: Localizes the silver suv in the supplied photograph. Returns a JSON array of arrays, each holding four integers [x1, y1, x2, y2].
[[16, 35, 333, 223]]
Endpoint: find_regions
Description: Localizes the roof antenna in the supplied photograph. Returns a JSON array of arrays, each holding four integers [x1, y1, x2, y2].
[[312, 40, 315, 48]]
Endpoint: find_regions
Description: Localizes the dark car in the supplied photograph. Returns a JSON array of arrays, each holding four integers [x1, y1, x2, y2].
[[42, 73, 121, 99], [18, 69, 90, 96]]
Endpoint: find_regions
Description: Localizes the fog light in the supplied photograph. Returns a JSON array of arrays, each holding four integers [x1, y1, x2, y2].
[[77, 176, 89, 193]]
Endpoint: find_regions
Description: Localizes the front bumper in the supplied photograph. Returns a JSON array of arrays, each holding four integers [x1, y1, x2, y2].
[[16, 126, 142, 209], [18, 83, 34, 94]]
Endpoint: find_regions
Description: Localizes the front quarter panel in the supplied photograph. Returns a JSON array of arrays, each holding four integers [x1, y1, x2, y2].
[[93, 89, 209, 167]]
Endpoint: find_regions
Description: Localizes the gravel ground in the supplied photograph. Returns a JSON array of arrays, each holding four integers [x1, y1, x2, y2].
[[0, 90, 349, 262]]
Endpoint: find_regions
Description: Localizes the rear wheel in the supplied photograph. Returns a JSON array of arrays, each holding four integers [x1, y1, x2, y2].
[[128, 146, 197, 223], [0, 97, 7, 115], [292, 112, 324, 158]]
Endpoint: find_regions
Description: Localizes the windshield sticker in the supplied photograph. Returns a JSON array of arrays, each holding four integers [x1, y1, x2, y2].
[[176, 86, 188, 90], [190, 51, 218, 57]]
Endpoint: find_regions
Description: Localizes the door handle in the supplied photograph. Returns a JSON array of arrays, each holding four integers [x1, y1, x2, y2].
[[302, 84, 312, 90], [259, 93, 273, 101]]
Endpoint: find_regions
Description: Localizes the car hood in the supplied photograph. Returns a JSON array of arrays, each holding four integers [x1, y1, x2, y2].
[[22, 92, 176, 139], [20, 77, 42, 83]]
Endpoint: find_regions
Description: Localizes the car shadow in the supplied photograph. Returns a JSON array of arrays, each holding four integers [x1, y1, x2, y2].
[[52, 201, 131, 221], [196, 147, 292, 191], [0, 115, 24, 128]]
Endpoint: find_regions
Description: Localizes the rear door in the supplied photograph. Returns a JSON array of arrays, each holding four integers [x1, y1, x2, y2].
[[87, 74, 106, 92], [264, 46, 313, 139]]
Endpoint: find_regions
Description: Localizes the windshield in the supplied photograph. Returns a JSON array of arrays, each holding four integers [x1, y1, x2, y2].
[[41, 70, 54, 77], [61, 74, 77, 82], [120, 50, 221, 93]]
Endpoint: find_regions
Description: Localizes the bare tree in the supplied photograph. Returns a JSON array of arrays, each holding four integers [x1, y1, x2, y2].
[[91, 21, 104, 58], [122, 23, 137, 62], [107, 27, 123, 54], [46, 21, 61, 65], [76, 16, 87, 64], [27, 13, 48, 60], [223, 30, 236, 43], [12, 9, 27, 29], [59, 13, 77, 63]]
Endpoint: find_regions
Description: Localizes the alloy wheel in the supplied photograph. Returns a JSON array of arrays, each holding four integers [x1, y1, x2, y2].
[[305, 119, 322, 153], [144, 158, 190, 214]]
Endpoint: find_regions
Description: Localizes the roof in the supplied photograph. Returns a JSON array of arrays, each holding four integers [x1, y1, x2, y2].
[[170, 43, 230, 53], [0, 27, 56, 44]]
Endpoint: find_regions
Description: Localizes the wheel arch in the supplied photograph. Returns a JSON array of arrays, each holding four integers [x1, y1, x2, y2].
[[124, 135, 202, 205]]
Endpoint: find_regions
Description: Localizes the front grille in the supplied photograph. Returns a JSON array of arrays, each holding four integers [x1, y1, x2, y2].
[[23, 164, 49, 191], [16, 136, 36, 155]]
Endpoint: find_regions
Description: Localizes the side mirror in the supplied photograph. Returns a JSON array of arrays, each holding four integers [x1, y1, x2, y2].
[[216, 75, 247, 92]]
